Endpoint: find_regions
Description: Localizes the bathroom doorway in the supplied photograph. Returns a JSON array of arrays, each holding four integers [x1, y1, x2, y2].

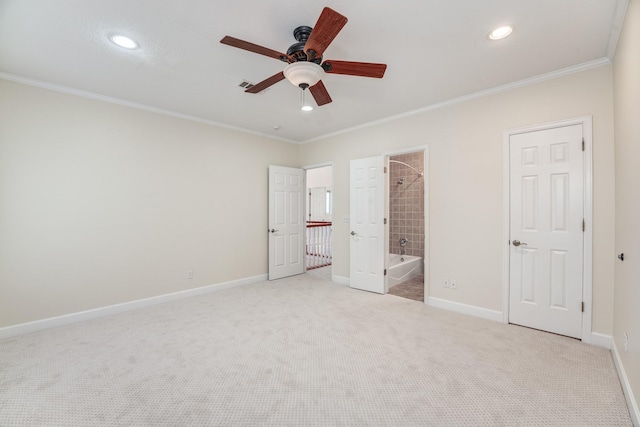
[[305, 164, 333, 281], [386, 150, 427, 302]]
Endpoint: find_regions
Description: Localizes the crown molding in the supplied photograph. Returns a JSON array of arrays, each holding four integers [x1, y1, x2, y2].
[[301, 57, 612, 144], [607, 0, 630, 59], [2, 55, 613, 147], [0, 72, 297, 145]]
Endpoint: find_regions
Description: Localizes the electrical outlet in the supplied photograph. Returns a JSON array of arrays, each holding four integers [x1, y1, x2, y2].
[[450, 279, 457, 290], [624, 333, 628, 353], [444, 279, 450, 288], [187, 270, 193, 279]]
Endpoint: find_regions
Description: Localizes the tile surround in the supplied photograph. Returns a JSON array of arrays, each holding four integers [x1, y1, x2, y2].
[[389, 152, 425, 259]]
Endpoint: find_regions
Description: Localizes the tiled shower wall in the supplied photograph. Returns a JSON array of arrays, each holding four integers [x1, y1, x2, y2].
[[389, 152, 424, 258]]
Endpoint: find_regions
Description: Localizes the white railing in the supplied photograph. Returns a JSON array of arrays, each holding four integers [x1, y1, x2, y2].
[[306, 221, 332, 270]]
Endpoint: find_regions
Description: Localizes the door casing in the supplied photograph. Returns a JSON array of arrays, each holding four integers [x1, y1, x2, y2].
[[502, 116, 593, 343]]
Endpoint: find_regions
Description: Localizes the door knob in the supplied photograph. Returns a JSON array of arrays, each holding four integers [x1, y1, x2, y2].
[[269, 229, 279, 233], [512, 240, 527, 247], [351, 231, 357, 236]]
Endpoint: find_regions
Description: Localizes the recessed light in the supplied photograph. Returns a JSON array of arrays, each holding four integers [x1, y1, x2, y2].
[[110, 34, 139, 49], [301, 105, 314, 112], [488, 25, 514, 41]]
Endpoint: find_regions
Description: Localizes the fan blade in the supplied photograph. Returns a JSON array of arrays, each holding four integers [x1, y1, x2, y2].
[[304, 7, 348, 59], [245, 72, 286, 94], [220, 36, 291, 62], [322, 60, 387, 78], [309, 80, 332, 106]]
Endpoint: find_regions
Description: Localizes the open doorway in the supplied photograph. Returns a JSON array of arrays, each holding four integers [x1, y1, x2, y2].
[[386, 151, 426, 302], [305, 165, 333, 281]]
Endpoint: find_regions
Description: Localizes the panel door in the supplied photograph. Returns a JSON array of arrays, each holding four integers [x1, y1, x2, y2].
[[350, 156, 385, 294], [509, 124, 584, 338], [268, 166, 305, 280], [309, 187, 326, 221]]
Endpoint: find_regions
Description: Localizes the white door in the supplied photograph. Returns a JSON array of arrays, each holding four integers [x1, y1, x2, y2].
[[268, 166, 305, 280], [309, 187, 326, 221], [509, 124, 584, 338], [350, 156, 385, 293]]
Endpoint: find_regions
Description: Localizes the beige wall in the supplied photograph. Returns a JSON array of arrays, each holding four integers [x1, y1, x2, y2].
[[306, 165, 332, 189], [613, 0, 640, 417], [0, 79, 299, 327], [300, 65, 615, 335]]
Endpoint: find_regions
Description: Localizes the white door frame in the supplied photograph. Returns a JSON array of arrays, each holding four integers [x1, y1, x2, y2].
[[502, 116, 593, 343], [383, 145, 430, 300]]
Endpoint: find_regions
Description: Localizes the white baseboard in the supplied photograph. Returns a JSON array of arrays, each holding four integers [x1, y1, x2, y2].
[[332, 275, 350, 286], [427, 296, 503, 323], [589, 332, 612, 349], [0, 274, 267, 340], [612, 339, 640, 426]]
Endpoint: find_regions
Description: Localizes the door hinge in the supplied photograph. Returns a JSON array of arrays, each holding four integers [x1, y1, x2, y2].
[[581, 302, 584, 312], [384, 269, 387, 276], [384, 166, 387, 173], [582, 138, 585, 151], [384, 218, 387, 224], [582, 219, 585, 232]]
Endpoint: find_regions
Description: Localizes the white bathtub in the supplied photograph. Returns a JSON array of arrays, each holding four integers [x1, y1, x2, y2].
[[388, 254, 423, 288]]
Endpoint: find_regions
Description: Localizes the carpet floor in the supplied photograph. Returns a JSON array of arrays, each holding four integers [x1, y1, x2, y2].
[[0, 274, 632, 426]]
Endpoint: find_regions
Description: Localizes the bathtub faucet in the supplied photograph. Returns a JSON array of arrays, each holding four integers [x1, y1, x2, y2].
[[399, 237, 409, 255]]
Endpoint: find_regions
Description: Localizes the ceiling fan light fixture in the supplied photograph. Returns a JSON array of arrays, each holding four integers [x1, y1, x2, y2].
[[220, 7, 386, 109], [488, 25, 514, 40], [284, 62, 323, 88], [300, 88, 314, 112]]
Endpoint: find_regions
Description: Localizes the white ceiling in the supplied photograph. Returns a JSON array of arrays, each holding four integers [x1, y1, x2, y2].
[[0, 0, 626, 143]]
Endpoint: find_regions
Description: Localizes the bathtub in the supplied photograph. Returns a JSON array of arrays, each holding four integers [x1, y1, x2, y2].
[[388, 254, 423, 288]]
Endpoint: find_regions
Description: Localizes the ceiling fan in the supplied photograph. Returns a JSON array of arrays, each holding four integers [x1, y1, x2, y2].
[[220, 7, 387, 108]]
